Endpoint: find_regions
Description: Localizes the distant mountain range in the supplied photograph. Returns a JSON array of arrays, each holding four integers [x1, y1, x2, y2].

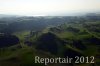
[[0, 12, 100, 18]]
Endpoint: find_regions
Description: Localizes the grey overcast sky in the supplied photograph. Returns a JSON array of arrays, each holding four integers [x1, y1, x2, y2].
[[0, 0, 100, 16]]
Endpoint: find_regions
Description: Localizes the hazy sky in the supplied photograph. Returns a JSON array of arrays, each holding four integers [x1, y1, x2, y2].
[[0, 0, 100, 16]]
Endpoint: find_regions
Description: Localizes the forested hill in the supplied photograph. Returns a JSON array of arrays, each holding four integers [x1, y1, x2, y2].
[[0, 13, 100, 34], [0, 13, 100, 66]]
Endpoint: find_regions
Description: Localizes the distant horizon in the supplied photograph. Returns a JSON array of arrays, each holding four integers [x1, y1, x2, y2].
[[0, 12, 100, 17]]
